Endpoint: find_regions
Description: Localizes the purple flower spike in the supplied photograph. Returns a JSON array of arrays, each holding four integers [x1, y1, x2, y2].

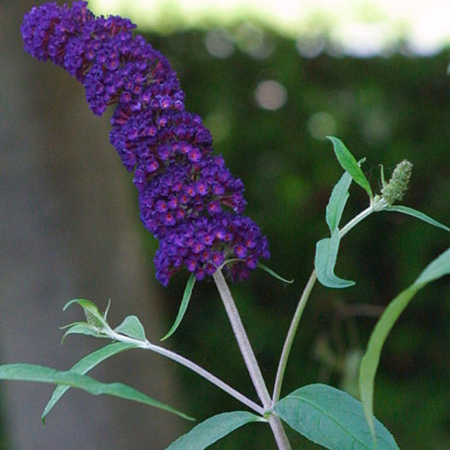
[[22, 1, 270, 285]]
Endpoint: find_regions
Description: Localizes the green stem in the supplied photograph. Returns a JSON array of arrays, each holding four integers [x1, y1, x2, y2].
[[272, 197, 387, 404], [339, 202, 377, 238], [272, 269, 317, 404]]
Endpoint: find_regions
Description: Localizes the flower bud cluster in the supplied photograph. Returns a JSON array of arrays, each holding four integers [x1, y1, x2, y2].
[[381, 160, 413, 206], [21, 1, 269, 285]]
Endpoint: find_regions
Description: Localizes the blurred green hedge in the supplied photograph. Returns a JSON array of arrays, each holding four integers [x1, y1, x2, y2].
[[145, 29, 450, 449]]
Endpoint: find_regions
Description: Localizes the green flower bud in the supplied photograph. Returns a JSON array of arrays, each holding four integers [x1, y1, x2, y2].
[[381, 160, 413, 205], [84, 309, 104, 329]]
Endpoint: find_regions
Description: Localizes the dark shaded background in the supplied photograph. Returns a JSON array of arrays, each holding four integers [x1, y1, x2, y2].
[[145, 29, 450, 449], [1, 1, 450, 449]]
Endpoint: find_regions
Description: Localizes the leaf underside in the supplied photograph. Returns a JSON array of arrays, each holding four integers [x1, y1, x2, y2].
[[315, 230, 355, 288], [326, 170, 353, 233]]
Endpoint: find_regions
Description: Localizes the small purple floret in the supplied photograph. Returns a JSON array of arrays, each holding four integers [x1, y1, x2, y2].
[[21, 1, 270, 285]]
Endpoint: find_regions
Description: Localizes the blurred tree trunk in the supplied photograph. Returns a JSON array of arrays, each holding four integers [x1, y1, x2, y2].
[[0, 1, 184, 449]]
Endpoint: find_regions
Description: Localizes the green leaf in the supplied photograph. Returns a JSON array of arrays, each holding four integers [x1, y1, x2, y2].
[[359, 247, 450, 442], [115, 315, 147, 341], [274, 384, 398, 450], [326, 171, 353, 233], [385, 205, 450, 233], [63, 298, 101, 314], [257, 263, 294, 283], [63, 299, 107, 328], [315, 230, 355, 288], [0, 363, 193, 420], [161, 274, 196, 341], [415, 247, 450, 284], [166, 411, 262, 450], [327, 137, 373, 199], [61, 323, 105, 340], [42, 342, 137, 422]]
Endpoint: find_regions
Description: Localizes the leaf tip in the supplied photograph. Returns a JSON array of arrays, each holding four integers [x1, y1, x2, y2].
[[257, 263, 294, 283]]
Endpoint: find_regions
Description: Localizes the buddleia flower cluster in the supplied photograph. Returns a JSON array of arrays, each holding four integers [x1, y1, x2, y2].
[[21, 1, 270, 285]]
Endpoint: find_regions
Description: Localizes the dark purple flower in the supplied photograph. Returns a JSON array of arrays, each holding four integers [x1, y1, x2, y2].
[[22, 1, 270, 285], [154, 213, 270, 285]]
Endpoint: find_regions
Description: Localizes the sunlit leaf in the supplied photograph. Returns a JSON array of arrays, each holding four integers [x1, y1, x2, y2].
[[274, 384, 398, 449], [327, 137, 373, 199], [166, 411, 262, 450]]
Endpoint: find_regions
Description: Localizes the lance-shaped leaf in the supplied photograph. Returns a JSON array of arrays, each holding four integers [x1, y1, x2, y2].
[[0, 364, 193, 420], [61, 322, 106, 341], [326, 170, 353, 234], [63, 298, 104, 318], [315, 229, 355, 288], [274, 383, 398, 449], [161, 274, 196, 341], [257, 262, 294, 284], [359, 247, 450, 442], [166, 411, 262, 450], [42, 342, 138, 422], [327, 137, 373, 200], [385, 205, 450, 233]]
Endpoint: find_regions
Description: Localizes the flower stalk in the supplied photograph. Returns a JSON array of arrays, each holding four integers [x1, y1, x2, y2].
[[213, 270, 292, 449]]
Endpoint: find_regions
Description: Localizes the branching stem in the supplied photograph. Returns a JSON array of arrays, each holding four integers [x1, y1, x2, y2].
[[273, 197, 388, 403], [103, 328, 265, 415]]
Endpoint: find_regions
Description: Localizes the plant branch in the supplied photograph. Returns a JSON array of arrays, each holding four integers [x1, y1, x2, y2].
[[272, 269, 317, 404], [272, 197, 388, 404], [340, 197, 387, 238]]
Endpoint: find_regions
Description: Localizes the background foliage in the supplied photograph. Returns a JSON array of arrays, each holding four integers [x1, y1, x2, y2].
[[142, 29, 450, 449]]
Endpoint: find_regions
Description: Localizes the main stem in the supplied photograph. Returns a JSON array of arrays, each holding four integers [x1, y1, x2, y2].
[[213, 269, 291, 450]]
